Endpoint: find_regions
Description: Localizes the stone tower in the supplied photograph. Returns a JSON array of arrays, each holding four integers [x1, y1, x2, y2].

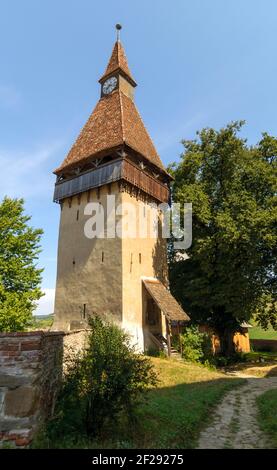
[[52, 29, 189, 351]]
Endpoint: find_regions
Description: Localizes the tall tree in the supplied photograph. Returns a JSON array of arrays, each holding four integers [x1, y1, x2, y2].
[[169, 122, 276, 353], [0, 197, 44, 331]]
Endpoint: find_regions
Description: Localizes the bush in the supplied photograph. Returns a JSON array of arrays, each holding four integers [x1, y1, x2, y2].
[[145, 347, 167, 359], [212, 352, 247, 367], [50, 316, 157, 438], [180, 326, 212, 364]]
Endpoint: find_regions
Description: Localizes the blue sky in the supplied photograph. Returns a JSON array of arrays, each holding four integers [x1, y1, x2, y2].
[[0, 0, 276, 314]]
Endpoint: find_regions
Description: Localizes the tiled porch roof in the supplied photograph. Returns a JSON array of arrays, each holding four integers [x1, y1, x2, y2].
[[143, 279, 190, 323]]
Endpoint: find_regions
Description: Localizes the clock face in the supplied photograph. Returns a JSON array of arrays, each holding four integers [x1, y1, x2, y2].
[[102, 76, 118, 95]]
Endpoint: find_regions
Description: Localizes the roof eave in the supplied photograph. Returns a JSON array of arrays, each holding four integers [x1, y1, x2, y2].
[[53, 144, 124, 176], [98, 68, 137, 87]]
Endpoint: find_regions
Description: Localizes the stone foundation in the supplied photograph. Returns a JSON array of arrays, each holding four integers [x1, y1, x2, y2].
[[62, 329, 89, 373], [0, 331, 64, 448]]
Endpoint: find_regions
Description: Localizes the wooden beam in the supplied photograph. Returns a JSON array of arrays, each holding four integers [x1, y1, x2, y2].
[[178, 322, 183, 356], [166, 319, 171, 357]]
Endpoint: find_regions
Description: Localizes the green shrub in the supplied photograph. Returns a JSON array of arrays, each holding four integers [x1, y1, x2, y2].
[[212, 352, 247, 367], [50, 316, 157, 438], [145, 347, 160, 357], [180, 326, 212, 364], [145, 347, 167, 358], [171, 335, 180, 351]]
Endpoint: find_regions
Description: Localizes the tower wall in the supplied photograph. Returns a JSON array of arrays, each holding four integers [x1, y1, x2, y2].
[[53, 184, 168, 351], [53, 183, 123, 331], [120, 192, 168, 351]]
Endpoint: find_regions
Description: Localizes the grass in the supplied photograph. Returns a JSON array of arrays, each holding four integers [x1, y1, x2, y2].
[[249, 325, 277, 340], [29, 314, 54, 330], [257, 389, 277, 448], [33, 357, 244, 449], [244, 351, 277, 363]]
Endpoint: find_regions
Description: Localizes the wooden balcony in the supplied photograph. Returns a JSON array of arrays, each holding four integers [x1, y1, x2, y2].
[[53, 158, 170, 203]]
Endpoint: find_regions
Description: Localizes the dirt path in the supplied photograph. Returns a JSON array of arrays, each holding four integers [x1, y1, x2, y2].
[[197, 372, 277, 449]]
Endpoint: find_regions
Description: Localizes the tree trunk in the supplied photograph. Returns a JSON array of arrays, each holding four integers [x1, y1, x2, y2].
[[220, 329, 235, 356]]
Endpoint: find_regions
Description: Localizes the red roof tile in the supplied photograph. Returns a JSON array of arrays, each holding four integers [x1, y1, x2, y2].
[[55, 90, 165, 174], [99, 41, 136, 85], [143, 279, 190, 322]]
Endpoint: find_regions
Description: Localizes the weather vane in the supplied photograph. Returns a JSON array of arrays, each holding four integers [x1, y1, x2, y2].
[[116, 24, 122, 41]]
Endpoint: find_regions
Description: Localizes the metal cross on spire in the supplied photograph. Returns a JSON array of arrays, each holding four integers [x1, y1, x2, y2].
[[116, 23, 122, 42]]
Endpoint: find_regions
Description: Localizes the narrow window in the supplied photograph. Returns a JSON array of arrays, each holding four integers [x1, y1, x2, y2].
[[73, 258, 76, 266], [139, 253, 142, 264], [130, 253, 133, 273], [101, 251, 104, 263], [76, 210, 79, 221], [83, 304, 86, 319]]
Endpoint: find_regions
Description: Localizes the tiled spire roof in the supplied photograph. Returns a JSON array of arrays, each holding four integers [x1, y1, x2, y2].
[[54, 39, 167, 175], [55, 90, 165, 173], [99, 40, 136, 86]]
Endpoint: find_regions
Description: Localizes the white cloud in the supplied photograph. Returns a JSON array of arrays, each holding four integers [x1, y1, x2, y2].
[[34, 288, 55, 316], [0, 142, 63, 199], [0, 84, 21, 109]]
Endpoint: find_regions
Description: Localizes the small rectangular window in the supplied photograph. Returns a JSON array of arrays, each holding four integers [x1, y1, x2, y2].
[[76, 210, 79, 221], [83, 304, 86, 319], [139, 253, 142, 264], [101, 252, 104, 263]]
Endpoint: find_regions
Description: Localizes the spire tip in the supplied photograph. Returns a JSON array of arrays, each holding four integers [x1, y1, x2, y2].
[[115, 24, 122, 41]]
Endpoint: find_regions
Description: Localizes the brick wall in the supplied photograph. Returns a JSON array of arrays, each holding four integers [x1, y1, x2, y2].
[[0, 331, 64, 448]]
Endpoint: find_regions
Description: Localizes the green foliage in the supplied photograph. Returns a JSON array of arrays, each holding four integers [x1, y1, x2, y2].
[[169, 122, 277, 347], [49, 316, 157, 438], [212, 352, 247, 368], [33, 358, 244, 449], [30, 314, 54, 330], [145, 347, 167, 358], [0, 197, 43, 332], [257, 389, 277, 447], [245, 351, 277, 362], [180, 326, 212, 363], [249, 324, 277, 340]]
